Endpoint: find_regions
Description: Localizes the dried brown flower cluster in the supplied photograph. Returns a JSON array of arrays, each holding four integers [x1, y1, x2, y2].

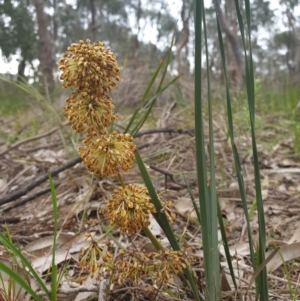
[[64, 91, 117, 133], [59, 39, 135, 177], [78, 240, 189, 286], [59, 39, 120, 134], [78, 233, 112, 279], [59, 40, 182, 291], [107, 249, 188, 285], [160, 200, 176, 224], [78, 131, 135, 177], [106, 184, 156, 234], [59, 39, 120, 93]]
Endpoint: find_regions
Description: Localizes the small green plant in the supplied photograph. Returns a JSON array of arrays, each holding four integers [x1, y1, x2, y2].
[[0, 175, 61, 301]]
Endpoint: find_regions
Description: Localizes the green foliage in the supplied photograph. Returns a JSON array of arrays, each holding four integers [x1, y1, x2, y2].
[[0, 176, 62, 301], [0, 0, 37, 62], [0, 81, 29, 115]]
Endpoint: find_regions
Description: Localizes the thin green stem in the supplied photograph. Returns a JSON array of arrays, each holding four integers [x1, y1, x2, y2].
[[142, 226, 164, 251], [100, 225, 124, 249], [117, 173, 125, 188]]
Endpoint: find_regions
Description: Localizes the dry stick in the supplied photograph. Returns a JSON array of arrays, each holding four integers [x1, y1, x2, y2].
[[22, 141, 62, 153], [0, 166, 32, 194], [0, 157, 82, 206], [0, 126, 193, 158], [3, 188, 50, 212], [149, 164, 188, 189], [0, 121, 69, 157], [135, 127, 195, 137], [0, 127, 193, 207], [0, 217, 20, 224]]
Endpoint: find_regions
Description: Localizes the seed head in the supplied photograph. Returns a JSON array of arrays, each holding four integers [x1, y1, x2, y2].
[[64, 90, 117, 133], [148, 250, 188, 283], [78, 131, 135, 177], [78, 233, 113, 279], [160, 200, 176, 223], [106, 184, 156, 234], [58, 39, 120, 93], [108, 249, 189, 286]]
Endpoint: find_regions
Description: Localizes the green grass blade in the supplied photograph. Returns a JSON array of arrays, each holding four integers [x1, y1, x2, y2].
[[214, 9, 256, 282], [135, 151, 177, 242], [51, 265, 58, 301], [234, 1, 268, 299], [0, 232, 52, 299], [129, 75, 181, 137], [48, 173, 58, 301], [135, 151, 201, 301], [0, 262, 44, 301], [156, 33, 175, 90], [195, 1, 220, 300], [125, 35, 176, 136], [124, 60, 164, 134], [202, 0, 220, 299], [217, 201, 238, 290], [184, 176, 201, 224], [141, 60, 164, 106], [124, 108, 141, 134]]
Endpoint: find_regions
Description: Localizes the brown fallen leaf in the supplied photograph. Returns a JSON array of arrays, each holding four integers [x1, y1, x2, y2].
[[174, 197, 198, 220], [288, 223, 300, 244], [266, 242, 300, 273]]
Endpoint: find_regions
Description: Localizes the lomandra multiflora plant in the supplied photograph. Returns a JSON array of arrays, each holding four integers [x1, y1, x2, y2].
[[58, 40, 190, 294]]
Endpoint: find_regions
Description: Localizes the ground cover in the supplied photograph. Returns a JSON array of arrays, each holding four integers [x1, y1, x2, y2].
[[0, 82, 300, 300]]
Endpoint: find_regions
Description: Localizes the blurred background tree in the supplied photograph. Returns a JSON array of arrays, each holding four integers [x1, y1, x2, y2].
[[0, 0, 299, 93]]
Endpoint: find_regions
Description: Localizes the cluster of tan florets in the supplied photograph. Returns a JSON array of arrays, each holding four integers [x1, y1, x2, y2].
[[59, 40, 186, 288], [107, 249, 188, 285]]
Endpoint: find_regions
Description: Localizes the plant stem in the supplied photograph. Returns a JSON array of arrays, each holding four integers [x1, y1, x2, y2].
[[117, 173, 125, 188], [142, 226, 164, 251], [100, 225, 124, 249]]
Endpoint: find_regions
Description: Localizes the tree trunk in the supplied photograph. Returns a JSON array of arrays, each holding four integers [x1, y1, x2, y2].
[[131, 0, 141, 58], [89, 0, 97, 41], [33, 0, 54, 94], [176, 0, 191, 74], [215, 0, 244, 85], [17, 58, 26, 81], [52, 0, 58, 42]]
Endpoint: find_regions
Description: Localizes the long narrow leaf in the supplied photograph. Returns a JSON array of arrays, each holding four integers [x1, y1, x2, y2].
[[135, 151, 202, 301], [194, 1, 218, 300], [156, 33, 175, 92], [49, 173, 58, 301], [184, 176, 201, 224], [214, 3, 256, 288], [217, 201, 238, 290], [125, 35, 177, 136], [135, 151, 177, 242], [202, 0, 220, 299], [0, 261, 44, 301], [234, 1, 268, 299], [130, 75, 181, 137], [0, 232, 51, 299], [141, 60, 164, 106], [124, 60, 164, 134]]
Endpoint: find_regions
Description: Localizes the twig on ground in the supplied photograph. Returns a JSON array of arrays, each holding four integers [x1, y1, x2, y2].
[[149, 165, 188, 189], [135, 127, 195, 137], [0, 217, 20, 224], [3, 187, 50, 212], [0, 166, 32, 194], [22, 141, 62, 153], [0, 122, 69, 157], [0, 157, 82, 206], [0, 127, 194, 207]]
